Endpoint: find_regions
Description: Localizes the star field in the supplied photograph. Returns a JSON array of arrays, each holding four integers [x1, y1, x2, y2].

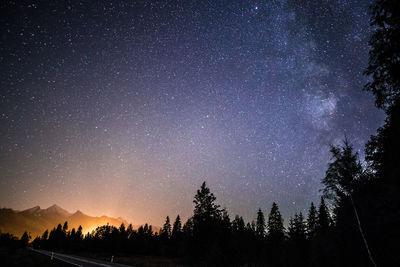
[[0, 0, 384, 225]]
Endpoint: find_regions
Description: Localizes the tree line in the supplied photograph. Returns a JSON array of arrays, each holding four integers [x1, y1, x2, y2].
[[25, 182, 334, 266]]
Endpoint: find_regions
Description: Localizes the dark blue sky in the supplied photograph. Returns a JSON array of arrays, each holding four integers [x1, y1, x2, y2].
[[0, 0, 384, 225]]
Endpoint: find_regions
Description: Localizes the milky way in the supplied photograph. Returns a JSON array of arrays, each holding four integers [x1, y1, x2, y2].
[[0, 1, 384, 225]]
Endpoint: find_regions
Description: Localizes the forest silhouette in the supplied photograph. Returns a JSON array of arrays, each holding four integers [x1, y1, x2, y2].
[[1, 0, 400, 266]]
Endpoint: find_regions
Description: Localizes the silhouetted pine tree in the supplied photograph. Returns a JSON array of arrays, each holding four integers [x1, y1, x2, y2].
[[267, 202, 285, 241], [41, 229, 48, 241], [76, 225, 83, 240], [145, 224, 153, 236], [126, 224, 133, 239], [119, 223, 126, 237], [288, 212, 307, 242], [192, 182, 225, 262], [322, 140, 363, 207], [256, 208, 266, 237], [62, 221, 68, 232], [70, 228, 76, 239], [364, 1, 400, 258], [307, 202, 318, 238], [232, 215, 245, 233], [362, 4, 400, 263], [322, 140, 376, 266], [317, 197, 331, 232], [182, 217, 193, 237], [287, 212, 308, 266], [193, 182, 222, 223], [267, 202, 285, 266], [20, 231, 30, 247], [249, 220, 256, 233], [172, 215, 182, 237], [364, 0, 400, 110], [161, 216, 172, 238]]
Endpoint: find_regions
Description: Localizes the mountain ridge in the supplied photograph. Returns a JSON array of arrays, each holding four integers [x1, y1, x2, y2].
[[0, 204, 134, 238]]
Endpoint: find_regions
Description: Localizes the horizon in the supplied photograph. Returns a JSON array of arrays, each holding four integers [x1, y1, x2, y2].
[[2, 184, 319, 227]]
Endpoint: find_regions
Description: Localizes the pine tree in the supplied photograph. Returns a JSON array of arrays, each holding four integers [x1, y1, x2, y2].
[[126, 224, 134, 239], [307, 202, 318, 238], [172, 215, 182, 237], [362, 3, 400, 264], [364, 0, 400, 110], [322, 139, 376, 266], [193, 182, 222, 223], [288, 212, 307, 242], [365, 106, 400, 185], [76, 225, 83, 240], [317, 197, 331, 232], [62, 221, 68, 232], [20, 231, 30, 247], [221, 209, 231, 231], [364, 0, 400, 187], [147, 224, 153, 236], [256, 208, 266, 237], [161, 216, 172, 238], [267, 202, 285, 241], [322, 140, 363, 205], [232, 215, 245, 233], [119, 223, 126, 238], [41, 229, 49, 241], [70, 228, 76, 240], [182, 217, 193, 236], [246, 221, 256, 233], [250, 220, 256, 233]]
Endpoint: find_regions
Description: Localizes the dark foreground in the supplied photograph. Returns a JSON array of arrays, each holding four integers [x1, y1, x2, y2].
[[0, 247, 71, 267], [31, 248, 133, 267]]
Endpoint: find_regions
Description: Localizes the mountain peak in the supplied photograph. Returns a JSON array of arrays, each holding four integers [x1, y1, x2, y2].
[[21, 206, 41, 214], [72, 210, 85, 216], [42, 204, 71, 217], [46, 204, 62, 210]]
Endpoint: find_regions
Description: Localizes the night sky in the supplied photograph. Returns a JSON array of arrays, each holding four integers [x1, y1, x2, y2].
[[0, 0, 384, 225]]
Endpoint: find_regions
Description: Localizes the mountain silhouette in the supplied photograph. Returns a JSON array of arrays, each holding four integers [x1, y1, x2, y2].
[[0, 205, 130, 238], [20, 204, 72, 218]]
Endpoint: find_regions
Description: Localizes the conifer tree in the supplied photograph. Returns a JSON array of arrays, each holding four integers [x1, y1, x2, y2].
[[172, 215, 182, 237], [364, 0, 400, 188], [322, 140, 376, 266], [288, 212, 307, 242], [20, 231, 30, 247], [267, 202, 285, 241], [70, 228, 76, 239], [256, 208, 266, 237], [317, 197, 331, 232], [63, 221, 68, 232], [307, 202, 318, 238], [232, 215, 245, 233], [322, 140, 363, 206], [119, 223, 126, 239], [364, 0, 400, 110], [76, 225, 83, 240], [193, 182, 222, 223], [126, 224, 133, 239], [147, 225, 153, 236], [182, 217, 194, 236], [161, 216, 172, 238], [41, 229, 49, 241]]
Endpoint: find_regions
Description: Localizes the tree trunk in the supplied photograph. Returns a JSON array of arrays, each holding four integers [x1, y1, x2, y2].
[[349, 195, 377, 267]]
